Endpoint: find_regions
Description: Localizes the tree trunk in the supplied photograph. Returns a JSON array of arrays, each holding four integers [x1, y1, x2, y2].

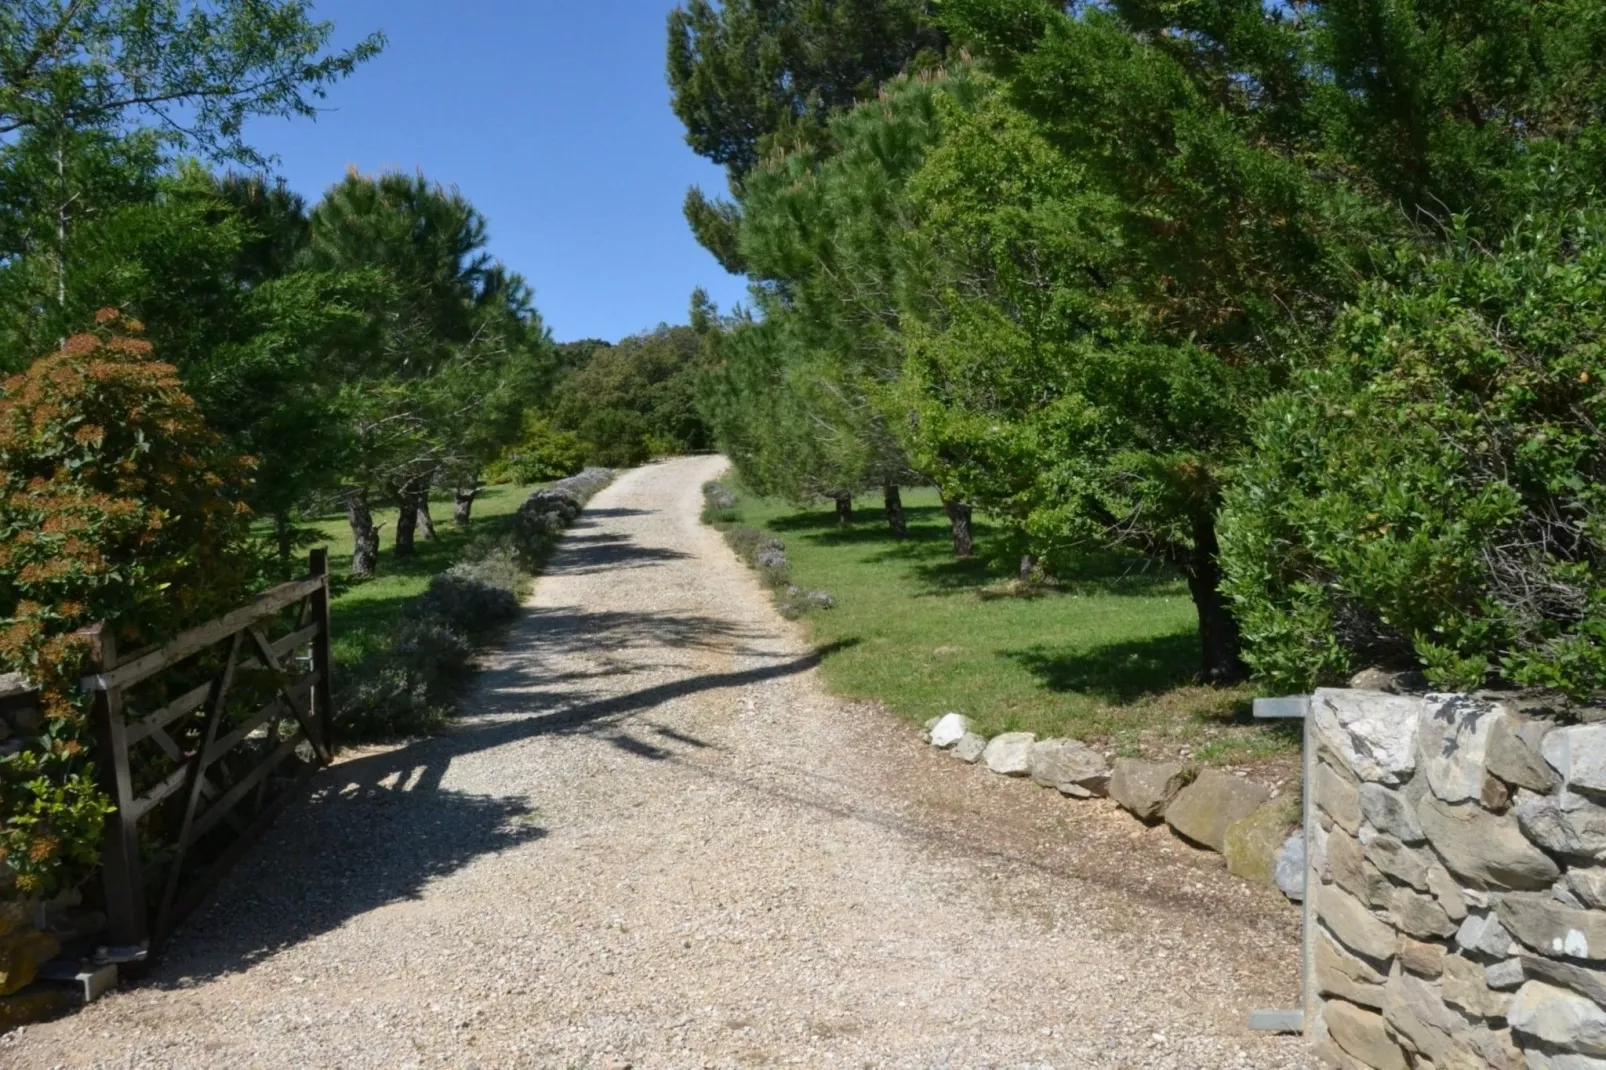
[[417, 498, 438, 541], [273, 511, 295, 565], [393, 487, 420, 558], [943, 497, 974, 558], [346, 490, 379, 577], [1019, 553, 1038, 583], [883, 485, 906, 537], [1185, 515, 1247, 684], [834, 493, 853, 526], [453, 483, 478, 527]]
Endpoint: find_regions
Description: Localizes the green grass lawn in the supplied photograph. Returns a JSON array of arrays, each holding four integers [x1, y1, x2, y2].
[[724, 486, 1298, 771], [272, 484, 532, 669]]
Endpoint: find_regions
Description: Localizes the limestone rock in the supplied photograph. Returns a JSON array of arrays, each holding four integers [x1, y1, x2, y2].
[[929, 713, 972, 749], [921, 715, 941, 741], [1498, 892, 1606, 961], [1457, 912, 1516, 958], [1392, 887, 1458, 939], [1419, 694, 1501, 803], [1515, 789, 1606, 864], [1382, 962, 1467, 1065], [1360, 783, 1426, 844], [1485, 958, 1525, 990], [1108, 759, 1186, 823], [1318, 930, 1388, 1008], [1401, 938, 1447, 978], [1443, 952, 1512, 1018], [1465, 1025, 1525, 1070], [1321, 881, 1399, 963], [1326, 999, 1408, 1070], [1508, 980, 1606, 1055], [0, 928, 58, 996], [1544, 724, 1606, 794], [1367, 834, 1431, 891], [1523, 1050, 1606, 1070], [1323, 822, 1374, 899], [1314, 688, 1422, 785], [1567, 868, 1606, 909], [1274, 833, 1305, 902], [1318, 760, 1364, 834], [1519, 953, 1606, 1008], [953, 733, 987, 764], [1223, 800, 1299, 886], [1418, 795, 1561, 890], [1164, 770, 1271, 852], [1488, 716, 1561, 793], [982, 732, 1036, 776], [1427, 862, 1469, 922], [1028, 738, 1110, 797]]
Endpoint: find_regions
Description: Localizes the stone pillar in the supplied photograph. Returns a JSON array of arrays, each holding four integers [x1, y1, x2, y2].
[[1306, 687, 1604, 1070]]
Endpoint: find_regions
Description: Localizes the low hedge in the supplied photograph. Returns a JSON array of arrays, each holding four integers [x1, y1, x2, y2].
[[338, 469, 614, 738]]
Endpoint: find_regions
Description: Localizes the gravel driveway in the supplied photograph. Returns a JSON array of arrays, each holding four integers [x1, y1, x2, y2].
[[3, 456, 1313, 1069]]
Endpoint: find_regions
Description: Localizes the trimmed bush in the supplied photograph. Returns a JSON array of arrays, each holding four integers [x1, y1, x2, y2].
[[701, 481, 738, 525], [1221, 219, 1606, 697]]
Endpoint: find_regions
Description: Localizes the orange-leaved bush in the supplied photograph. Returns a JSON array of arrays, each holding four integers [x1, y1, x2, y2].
[[0, 310, 260, 898]]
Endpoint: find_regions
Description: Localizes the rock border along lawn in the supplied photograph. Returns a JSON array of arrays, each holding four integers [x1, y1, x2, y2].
[[921, 713, 1304, 902]]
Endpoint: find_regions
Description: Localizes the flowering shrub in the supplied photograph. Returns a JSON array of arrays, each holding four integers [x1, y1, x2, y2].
[[0, 311, 258, 898]]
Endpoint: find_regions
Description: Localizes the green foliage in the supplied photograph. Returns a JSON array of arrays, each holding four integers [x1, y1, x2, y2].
[[667, 0, 945, 179], [1221, 217, 1606, 698], [548, 326, 712, 467], [0, 314, 259, 896], [485, 416, 585, 486], [0, 1, 383, 165]]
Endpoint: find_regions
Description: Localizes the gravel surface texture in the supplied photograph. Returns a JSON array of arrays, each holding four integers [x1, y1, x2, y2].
[[3, 456, 1314, 1069]]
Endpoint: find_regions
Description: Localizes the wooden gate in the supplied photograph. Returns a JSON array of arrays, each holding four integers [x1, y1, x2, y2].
[[87, 549, 336, 955]]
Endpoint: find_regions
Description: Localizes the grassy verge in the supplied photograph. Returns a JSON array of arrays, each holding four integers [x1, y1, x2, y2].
[[710, 483, 1297, 772], [280, 484, 534, 671]]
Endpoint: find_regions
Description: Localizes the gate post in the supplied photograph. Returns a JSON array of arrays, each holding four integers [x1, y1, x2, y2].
[[308, 548, 336, 758], [87, 623, 148, 952]]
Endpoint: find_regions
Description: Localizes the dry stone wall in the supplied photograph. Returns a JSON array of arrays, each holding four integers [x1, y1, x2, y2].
[[1308, 687, 1606, 1069]]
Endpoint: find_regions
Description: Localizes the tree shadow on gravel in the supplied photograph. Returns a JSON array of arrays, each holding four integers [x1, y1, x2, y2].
[[540, 531, 691, 576], [140, 608, 851, 985]]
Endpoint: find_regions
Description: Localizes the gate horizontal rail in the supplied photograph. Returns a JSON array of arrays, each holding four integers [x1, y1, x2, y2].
[[85, 548, 337, 956]]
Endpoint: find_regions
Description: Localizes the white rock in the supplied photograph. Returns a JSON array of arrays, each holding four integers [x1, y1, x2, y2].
[[929, 713, 971, 749], [1313, 688, 1421, 785], [1418, 694, 1499, 803], [952, 733, 987, 764], [1544, 724, 1606, 794], [982, 732, 1036, 777]]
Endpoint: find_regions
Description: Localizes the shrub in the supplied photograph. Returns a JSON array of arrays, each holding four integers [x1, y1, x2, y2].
[[701, 481, 738, 525], [484, 415, 586, 485], [722, 526, 792, 588], [0, 312, 259, 897], [1221, 219, 1606, 697], [511, 468, 613, 561]]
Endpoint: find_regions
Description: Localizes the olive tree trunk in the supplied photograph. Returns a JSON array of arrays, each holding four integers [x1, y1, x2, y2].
[[834, 493, 853, 525], [883, 485, 906, 537], [345, 489, 379, 577], [1019, 553, 1038, 583], [393, 486, 421, 558], [417, 498, 438, 541], [942, 497, 974, 558], [453, 483, 478, 527]]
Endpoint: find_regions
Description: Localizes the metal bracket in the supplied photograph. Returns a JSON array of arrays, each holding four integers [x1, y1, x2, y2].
[[1249, 694, 1312, 1035]]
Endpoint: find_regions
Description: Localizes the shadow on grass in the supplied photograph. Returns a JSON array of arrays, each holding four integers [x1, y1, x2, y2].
[[1006, 629, 1201, 703]]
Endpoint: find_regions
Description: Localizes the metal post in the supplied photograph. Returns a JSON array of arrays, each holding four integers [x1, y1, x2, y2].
[[1248, 694, 1312, 1036], [308, 547, 335, 758], [87, 623, 148, 952]]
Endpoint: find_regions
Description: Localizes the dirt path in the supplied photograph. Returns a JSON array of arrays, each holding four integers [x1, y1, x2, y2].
[[3, 456, 1313, 1069]]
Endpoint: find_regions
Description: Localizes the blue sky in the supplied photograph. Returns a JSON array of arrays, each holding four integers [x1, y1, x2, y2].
[[245, 1, 748, 343]]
